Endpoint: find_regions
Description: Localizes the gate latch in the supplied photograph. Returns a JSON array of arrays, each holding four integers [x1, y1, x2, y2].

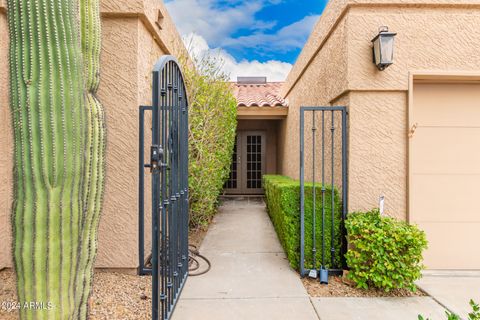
[[150, 145, 164, 172]]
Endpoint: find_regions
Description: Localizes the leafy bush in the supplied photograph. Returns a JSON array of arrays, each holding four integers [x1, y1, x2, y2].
[[419, 300, 479, 320], [345, 209, 428, 291], [263, 175, 343, 271], [182, 55, 237, 228]]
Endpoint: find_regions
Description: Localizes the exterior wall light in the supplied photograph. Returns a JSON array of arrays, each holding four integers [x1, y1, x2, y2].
[[372, 26, 397, 71]]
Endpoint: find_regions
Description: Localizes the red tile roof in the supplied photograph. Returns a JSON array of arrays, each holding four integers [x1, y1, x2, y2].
[[231, 82, 287, 108]]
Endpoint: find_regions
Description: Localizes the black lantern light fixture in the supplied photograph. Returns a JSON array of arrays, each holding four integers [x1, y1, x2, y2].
[[372, 26, 397, 71]]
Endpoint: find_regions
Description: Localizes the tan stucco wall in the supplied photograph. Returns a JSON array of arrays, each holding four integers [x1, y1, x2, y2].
[[277, 15, 349, 184], [281, 0, 480, 219], [0, 0, 188, 269]]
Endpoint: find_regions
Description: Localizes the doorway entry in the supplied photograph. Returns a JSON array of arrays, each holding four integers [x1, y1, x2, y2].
[[224, 131, 266, 194]]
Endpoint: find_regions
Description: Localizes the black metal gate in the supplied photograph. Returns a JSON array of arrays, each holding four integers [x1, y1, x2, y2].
[[139, 56, 189, 320], [299, 106, 348, 281]]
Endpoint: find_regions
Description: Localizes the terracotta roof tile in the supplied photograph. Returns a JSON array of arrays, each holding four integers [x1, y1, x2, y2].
[[231, 82, 287, 108]]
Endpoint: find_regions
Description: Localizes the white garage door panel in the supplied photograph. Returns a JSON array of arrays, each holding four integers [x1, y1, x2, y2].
[[411, 82, 480, 269], [410, 174, 480, 222], [413, 83, 480, 127], [417, 222, 480, 270], [412, 127, 480, 174]]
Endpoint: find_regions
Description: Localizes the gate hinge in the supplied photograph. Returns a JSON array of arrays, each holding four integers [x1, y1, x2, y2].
[[150, 145, 164, 172]]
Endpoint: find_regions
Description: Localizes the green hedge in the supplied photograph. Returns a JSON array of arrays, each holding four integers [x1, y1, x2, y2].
[[182, 56, 237, 228], [263, 175, 342, 271]]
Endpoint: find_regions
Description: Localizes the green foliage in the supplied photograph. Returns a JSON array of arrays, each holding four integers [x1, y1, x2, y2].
[[263, 175, 342, 271], [182, 55, 237, 228], [345, 209, 428, 292], [418, 300, 479, 320], [7, 0, 105, 318]]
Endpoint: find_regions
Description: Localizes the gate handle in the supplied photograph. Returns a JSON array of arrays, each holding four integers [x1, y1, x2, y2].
[[150, 145, 164, 172], [408, 122, 418, 138]]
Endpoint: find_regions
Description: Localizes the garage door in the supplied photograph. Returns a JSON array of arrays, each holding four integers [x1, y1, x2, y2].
[[410, 82, 480, 270]]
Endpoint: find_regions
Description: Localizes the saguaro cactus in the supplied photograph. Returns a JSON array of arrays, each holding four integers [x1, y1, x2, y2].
[[7, 0, 105, 318]]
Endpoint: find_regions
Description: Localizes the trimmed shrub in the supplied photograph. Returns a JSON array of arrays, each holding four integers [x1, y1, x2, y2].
[[182, 56, 237, 228], [263, 175, 342, 271], [345, 209, 428, 291]]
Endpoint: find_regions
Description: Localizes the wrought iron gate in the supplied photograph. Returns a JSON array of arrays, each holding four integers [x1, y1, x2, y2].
[[139, 56, 189, 320], [299, 106, 348, 279]]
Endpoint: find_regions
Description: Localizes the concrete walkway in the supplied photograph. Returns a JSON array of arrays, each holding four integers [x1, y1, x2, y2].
[[172, 197, 319, 320], [172, 198, 451, 320], [417, 271, 480, 319]]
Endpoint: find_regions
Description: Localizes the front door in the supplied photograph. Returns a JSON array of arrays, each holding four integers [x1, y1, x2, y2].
[[224, 131, 266, 194]]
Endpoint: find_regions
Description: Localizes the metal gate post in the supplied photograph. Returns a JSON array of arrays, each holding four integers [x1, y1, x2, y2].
[[152, 63, 161, 319], [300, 109, 306, 277], [341, 108, 348, 269], [299, 106, 348, 278]]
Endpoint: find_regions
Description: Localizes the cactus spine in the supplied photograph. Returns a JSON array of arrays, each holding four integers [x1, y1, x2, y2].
[[7, 0, 105, 319]]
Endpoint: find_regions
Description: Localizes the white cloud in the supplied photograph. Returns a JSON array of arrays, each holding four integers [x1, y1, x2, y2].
[[165, 0, 270, 46], [184, 33, 292, 82], [222, 15, 319, 54], [165, 0, 319, 81]]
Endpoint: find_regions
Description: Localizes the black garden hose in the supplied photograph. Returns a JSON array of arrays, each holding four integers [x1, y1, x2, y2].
[[187, 244, 211, 276], [144, 244, 211, 276]]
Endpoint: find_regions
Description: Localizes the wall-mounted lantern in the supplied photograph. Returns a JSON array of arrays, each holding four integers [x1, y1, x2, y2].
[[372, 26, 397, 71]]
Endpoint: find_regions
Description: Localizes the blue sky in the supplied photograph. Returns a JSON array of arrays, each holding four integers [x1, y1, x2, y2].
[[165, 0, 328, 81]]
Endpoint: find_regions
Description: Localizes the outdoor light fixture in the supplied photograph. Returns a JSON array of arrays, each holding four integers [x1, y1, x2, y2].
[[372, 26, 397, 71]]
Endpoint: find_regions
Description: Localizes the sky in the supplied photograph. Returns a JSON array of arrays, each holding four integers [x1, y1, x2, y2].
[[165, 0, 329, 81]]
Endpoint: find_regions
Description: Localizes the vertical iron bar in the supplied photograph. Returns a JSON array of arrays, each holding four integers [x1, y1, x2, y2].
[[168, 62, 175, 313], [139, 106, 145, 274], [161, 63, 168, 319], [151, 69, 160, 320], [173, 65, 179, 296], [171, 64, 177, 300], [177, 74, 182, 287], [330, 110, 335, 268], [183, 79, 189, 280], [178, 72, 183, 281], [176, 68, 182, 294], [312, 111, 316, 271], [341, 108, 348, 269], [300, 108, 305, 277], [321, 110, 325, 268], [182, 78, 187, 281]]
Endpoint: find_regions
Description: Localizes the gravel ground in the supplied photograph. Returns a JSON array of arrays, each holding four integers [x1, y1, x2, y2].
[[0, 269, 17, 320], [302, 275, 426, 297], [0, 229, 209, 320], [89, 271, 152, 320], [0, 269, 153, 320]]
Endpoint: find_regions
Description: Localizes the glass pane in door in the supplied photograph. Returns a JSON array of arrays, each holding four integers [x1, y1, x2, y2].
[[246, 135, 262, 189], [224, 136, 238, 189]]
